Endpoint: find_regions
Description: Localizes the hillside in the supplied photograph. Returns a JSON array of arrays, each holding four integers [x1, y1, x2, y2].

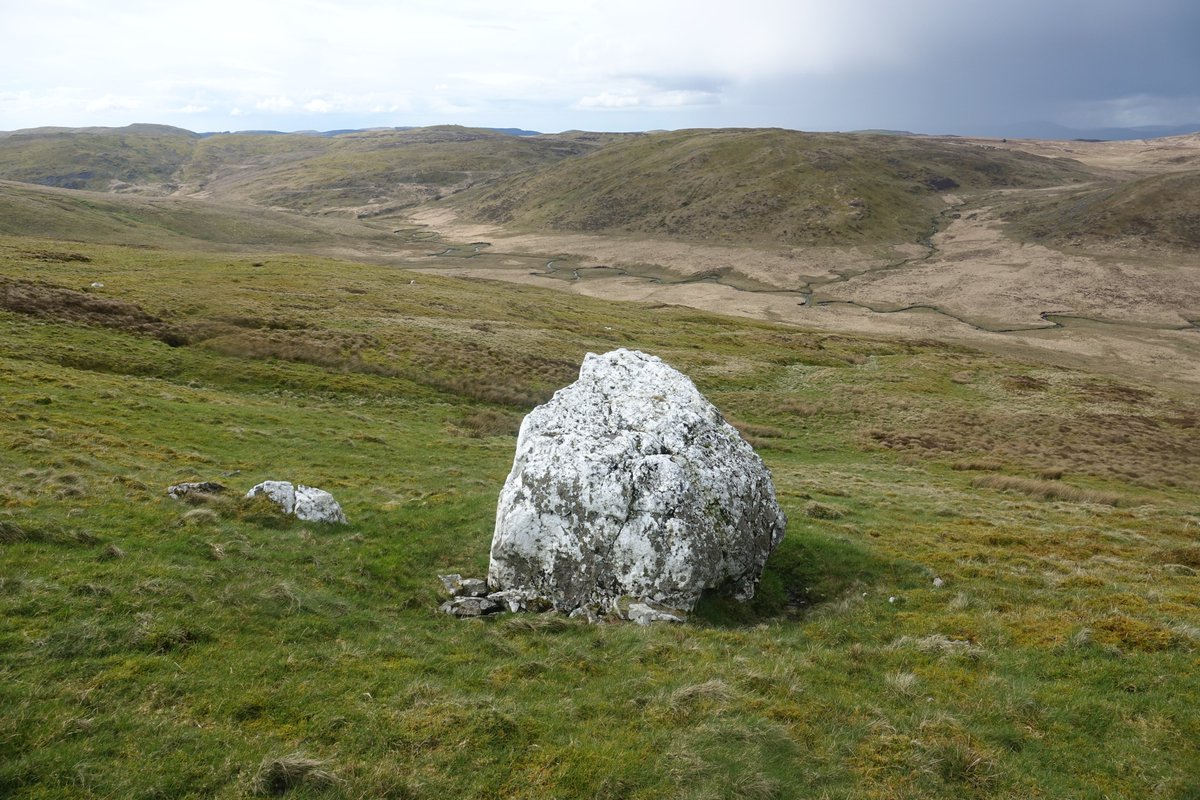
[[446, 128, 1098, 247], [0, 180, 400, 252], [191, 126, 597, 216], [1001, 169, 1200, 250], [0, 124, 199, 192], [2, 229, 1199, 798], [0, 124, 600, 217]]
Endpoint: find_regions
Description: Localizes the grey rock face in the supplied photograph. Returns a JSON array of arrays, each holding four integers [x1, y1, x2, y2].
[[488, 348, 786, 614], [245, 480, 348, 524]]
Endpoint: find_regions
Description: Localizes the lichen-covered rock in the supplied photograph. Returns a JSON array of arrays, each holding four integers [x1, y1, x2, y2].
[[245, 480, 348, 524], [437, 574, 464, 595], [488, 348, 786, 614], [167, 481, 226, 500], [439, 596, 503, 617]]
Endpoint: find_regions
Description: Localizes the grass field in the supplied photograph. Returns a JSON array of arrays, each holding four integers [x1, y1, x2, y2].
[[3, 231, 1198, 798]]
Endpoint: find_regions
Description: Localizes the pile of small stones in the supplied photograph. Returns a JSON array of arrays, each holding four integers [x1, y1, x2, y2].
[[436, 574, 687, 624], [436, 574, 544, 618]]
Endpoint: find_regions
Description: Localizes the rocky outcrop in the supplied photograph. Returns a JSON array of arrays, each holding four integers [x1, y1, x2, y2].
[[245, 480, 348, 524], [488, 349, 786, 617]]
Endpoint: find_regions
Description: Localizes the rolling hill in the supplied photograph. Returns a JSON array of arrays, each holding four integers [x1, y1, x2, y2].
[[0, 124, 604, 217], [445, 127, 1098, 247], [0, 123, 199, 192], [1001, 169, 1200, 250], [0, 180, 399, 252]]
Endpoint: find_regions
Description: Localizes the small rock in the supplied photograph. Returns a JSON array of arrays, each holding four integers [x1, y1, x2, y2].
[[437, 574, 464, 595], [487, 589, 532, 613], [90, 282, 104, 288], [932, 577, 945, 588], [246, 481, 347, 524], [440, 596, 503, 617], [167, 481, 227, 500], [620, 598, 687, 625], [568, 605, 603, 624], [246, 480, 295, 512], [459, 578, 489, 597]]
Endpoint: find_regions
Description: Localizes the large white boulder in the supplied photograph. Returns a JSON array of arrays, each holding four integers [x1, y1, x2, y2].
[[245, 480, 348, 524], [488, 349, 786, 615]]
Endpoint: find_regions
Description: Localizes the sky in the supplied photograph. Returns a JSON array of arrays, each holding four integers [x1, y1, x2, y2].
[[1, 0, 1198, 136]]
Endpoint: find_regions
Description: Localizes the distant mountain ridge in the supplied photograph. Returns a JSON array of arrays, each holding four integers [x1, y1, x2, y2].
[[998, 121, 1200, 142]]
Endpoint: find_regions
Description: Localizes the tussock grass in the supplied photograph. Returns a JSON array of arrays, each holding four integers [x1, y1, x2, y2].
[[971, 474, 1125, 506], [451, 407, 523, 438], [251, 753, 340, 796]]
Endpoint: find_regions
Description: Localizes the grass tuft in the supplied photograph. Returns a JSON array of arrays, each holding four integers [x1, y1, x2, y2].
[[251, 753, 341, 796], [971, 474, 1125, 506]]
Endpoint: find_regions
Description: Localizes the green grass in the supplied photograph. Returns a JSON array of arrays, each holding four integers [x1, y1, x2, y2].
[[1, 234, 1199, 798], [448, 128, 1097, 247]]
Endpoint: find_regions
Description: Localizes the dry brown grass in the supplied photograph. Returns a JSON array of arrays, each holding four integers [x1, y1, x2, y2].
[[971, 475, 1125, 506], [451, 408, 522, 438], [250, 753, 340, 795], [950, 459, 1003, 472], [0, 277, 188, 345]]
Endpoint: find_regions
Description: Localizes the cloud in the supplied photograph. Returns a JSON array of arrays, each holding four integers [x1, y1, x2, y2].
[[576, 89, 718, 110], [576, 92, 641, 110], [85, 94, 139, 113], [255, 96, 294, 112], [0, 0, 1196, 133]]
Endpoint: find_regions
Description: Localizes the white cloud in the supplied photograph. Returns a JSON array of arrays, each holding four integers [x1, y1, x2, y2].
[[304, 98, 333, 113], [85, 94, 139, 113], [577, 92, 641, 109], [255, 96, 294, 112], [576, 87, 717, 111], [177, 104, 210, 114]]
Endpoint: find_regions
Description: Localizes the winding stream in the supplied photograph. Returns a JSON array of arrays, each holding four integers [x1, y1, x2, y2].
[[392, 214, 1200, 336]]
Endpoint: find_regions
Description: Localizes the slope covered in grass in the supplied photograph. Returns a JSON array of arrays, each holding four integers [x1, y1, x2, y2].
[[1002, 169, 1200, 250], [0, 124, 199, 191], [2, 232, 1198, 798], [448, 128, 1097, 246], [212, 126, 598, 215], [0, 124, 602, 216], [0, 181, 400, 252]]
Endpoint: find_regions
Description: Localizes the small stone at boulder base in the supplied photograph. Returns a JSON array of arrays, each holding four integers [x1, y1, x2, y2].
[[459, 578, 489, 597], [245, 481, 348, 524], [438, 574, 464, 595], [167, 481, 227, 500], [614, 595, 687, 625], [486, 589, 542, 613], [440, 596, 503, 617], [489, 348, 787, 617]]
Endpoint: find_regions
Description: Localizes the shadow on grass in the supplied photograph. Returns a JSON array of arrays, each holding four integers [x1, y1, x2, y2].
[[692, 531, 915, 627]]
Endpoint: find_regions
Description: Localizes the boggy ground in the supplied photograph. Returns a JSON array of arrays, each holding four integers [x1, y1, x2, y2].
[[403, 181, 1200, 391]]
